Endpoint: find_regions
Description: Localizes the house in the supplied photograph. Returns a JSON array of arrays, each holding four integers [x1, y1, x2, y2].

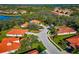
[[21, 22, 29, 28], [27, 50, 39, 54], [6, 29, 28, 37], [64, 9, 72, 16], [66, 35, 79, 48], [20, 10, 27, 14], [0, 37, 20, 53], [52, 7, 72, 16], [57, 26, 76, 35], [13, 11, 18, 14], [30, 20, 41, 24]]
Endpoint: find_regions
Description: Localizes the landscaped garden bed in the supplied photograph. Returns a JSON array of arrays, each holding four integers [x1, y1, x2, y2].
[[13, 34, 46, 54]]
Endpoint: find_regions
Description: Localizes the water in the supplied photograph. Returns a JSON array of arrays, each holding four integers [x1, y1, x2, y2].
[[0, 15, 20, 20]]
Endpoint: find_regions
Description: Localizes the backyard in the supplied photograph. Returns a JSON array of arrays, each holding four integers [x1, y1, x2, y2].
[[13, 34, 46, 54], [51, 34, 75, 50]]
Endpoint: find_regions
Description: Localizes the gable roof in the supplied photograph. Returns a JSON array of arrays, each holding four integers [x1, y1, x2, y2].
[[66, 35, 79, 46], [57, 26, 76, 34], [27, 50, 39, 54], [21, 22, 29, 27], [31, 20, 41, 24], [7, 29, 28, 35], [0, 37, 20, 53]]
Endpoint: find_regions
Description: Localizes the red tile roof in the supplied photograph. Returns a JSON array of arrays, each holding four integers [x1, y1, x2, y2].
[[7, 29, 28, 35], [66, 35, 79, 47], [57, 26, 76, 34], [21, 22, 29, 27], [70, 44, 76, 48], [31, 20, 41, 24], [0, 37, 20, 53], [27, 50, 39, 54]]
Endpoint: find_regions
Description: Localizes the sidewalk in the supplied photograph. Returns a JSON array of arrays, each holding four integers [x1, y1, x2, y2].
[[48, 35, 68, 54]]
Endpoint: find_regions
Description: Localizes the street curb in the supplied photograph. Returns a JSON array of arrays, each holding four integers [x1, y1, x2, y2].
[[47, 31, 63, 51], [48, 36, 68, 54], [48, 36, 63, 51]]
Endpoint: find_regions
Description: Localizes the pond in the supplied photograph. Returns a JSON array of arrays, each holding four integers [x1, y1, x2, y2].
[[0, 15, 20, 20]]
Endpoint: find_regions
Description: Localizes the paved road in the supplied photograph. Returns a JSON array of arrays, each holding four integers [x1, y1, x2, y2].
[[38, 26, 61, 54]]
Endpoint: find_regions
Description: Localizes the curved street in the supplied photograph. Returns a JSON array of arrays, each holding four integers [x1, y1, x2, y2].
[[38, 25, 61, 54]]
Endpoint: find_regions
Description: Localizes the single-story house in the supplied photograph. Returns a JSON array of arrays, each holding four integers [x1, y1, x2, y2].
[[20, 10, 27, 14], [27, 50, 39, 54], [6, 29, 28, 37], [30, 20, 41, 24], [21, 22, 29, 28], [0, 37, 20, 53], [66, 35, 79, 48], [57, 26, 76, 35]]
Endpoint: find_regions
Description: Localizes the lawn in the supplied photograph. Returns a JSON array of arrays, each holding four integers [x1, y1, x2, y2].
[[32, 42, 46, 52], [13, 34, 46, 54], [51, 34, 75, 49], [0, 30, 7, 42]]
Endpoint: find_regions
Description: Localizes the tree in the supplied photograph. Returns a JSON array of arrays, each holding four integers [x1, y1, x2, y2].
[[49, 27, 56, 34], [15, 35, 39, 54], [28, 23, 39, 30]]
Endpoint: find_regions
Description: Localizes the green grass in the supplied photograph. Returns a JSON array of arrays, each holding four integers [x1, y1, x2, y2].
[[14, 41, 46, 54], [51, 34, 75, 49], [13, 34, 46, 54], [0, 31, 7, 42], [32, 42, 46, 52]]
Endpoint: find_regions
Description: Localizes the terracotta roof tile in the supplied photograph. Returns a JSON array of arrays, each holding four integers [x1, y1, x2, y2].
[[21, 22, 29, 27], [31, 20, 41, 24], [7, 29, 28, 35], [66, 35, 79, 47], [57, 26, 76, 34], [27, 50, 39, 54], [0, 37, 20, 53]]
